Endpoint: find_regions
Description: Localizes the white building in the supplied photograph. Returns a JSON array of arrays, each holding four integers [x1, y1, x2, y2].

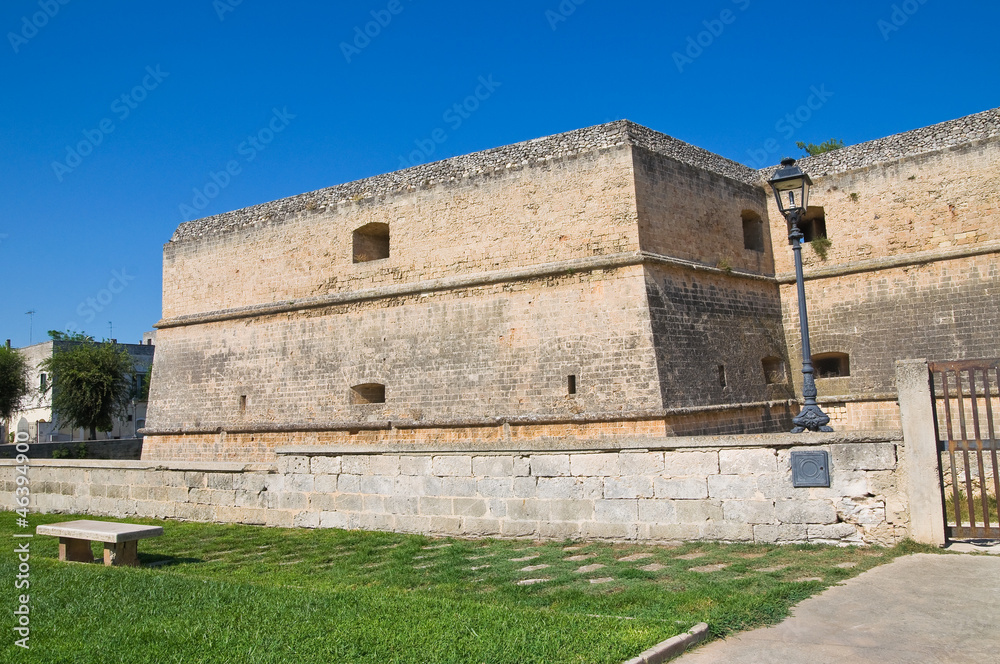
[[4, 338, 154, 444]]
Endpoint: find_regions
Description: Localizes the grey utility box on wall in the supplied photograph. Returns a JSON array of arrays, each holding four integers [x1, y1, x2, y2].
[[791, 450, 831, 487]]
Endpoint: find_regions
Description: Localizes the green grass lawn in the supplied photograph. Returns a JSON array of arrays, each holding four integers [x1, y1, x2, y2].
[[1, 513, 934, 664]]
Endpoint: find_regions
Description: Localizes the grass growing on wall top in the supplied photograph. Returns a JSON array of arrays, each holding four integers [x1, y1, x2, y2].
[[2, 514, 937, 664]]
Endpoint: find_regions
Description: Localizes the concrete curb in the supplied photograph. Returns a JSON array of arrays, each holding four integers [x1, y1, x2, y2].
[[622, 622, 709, 664]]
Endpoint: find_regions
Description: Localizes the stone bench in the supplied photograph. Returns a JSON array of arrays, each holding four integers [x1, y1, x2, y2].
[[36, 520, 163, 567]]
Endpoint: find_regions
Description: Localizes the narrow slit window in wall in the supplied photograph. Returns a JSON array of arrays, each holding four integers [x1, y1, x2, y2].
[[717, 365, 727, 388], [351, 383, 386, 404], [239, 395, 247, 414], [567, 375, 577, 395]]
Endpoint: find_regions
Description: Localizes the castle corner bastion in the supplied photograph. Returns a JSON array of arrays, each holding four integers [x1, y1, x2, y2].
[[143, 109, 1000, 462]]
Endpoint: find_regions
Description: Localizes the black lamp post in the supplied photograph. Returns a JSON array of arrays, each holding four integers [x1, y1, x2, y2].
[[769, 158, 832, 433]]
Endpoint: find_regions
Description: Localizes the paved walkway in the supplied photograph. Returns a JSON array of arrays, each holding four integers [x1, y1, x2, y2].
[[676, 551, 1000, 664]]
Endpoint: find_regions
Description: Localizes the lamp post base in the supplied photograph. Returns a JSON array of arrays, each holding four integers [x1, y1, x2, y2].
[[791, 403, 833, 433]]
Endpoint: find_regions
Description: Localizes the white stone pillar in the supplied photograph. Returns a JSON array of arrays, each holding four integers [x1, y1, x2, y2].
[[895, 359, 946, 546]]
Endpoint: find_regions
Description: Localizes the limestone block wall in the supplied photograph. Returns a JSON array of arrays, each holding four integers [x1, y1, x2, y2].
[[645, 263, 792, 410], [148, 121, 798, 458], [4, 432, 907, 546], [161, 145, 640, 319], [148, 265, 663, 434], [770, 135, 1000, 275], [634, 146, 773, 275], [141, 405, 797, 464], [783, 254, 1000, 399], [764, 112, 1000, 427]]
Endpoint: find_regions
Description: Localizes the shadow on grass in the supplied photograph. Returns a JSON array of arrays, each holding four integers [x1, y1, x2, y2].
[[141, 555, 203, 568]]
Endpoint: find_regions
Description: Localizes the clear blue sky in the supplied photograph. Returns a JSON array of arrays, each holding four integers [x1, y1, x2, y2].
[[2, 0, 997, 348]]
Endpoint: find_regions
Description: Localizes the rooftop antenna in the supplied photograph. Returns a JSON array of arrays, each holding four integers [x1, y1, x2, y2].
[[108, 321, 113, 340], [25, 310, 35, 345]]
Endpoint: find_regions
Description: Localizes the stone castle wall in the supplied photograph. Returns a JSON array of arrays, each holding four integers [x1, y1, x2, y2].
[[162, 146, 640, 319], [147, 107, 1000, 462], [149, 266, 662, 435], [149, 124, 798, 461], [768, 124, 1000, 426], [5, 432, 907, 546]]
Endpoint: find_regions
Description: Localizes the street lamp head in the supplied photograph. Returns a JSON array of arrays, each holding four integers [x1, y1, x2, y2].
[[768, 157, 812, 219]]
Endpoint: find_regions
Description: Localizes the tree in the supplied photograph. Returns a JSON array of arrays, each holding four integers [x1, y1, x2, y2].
[[40, 341, 135, 440], [48, 330, 94, 342], [138, 366, 152, 402], [796, 138, 845, 156], [0, 346, 31, 440]]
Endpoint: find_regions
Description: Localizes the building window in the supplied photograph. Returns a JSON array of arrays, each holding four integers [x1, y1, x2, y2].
[[239, 395, 247, 414], [741, 211, 765, 252], [761, 357, 786, 384], [717, 365, 727, 388], [351, 383, 386, 404], [40, 373, 47, 391], [813, 353, 850, 378], [794, 206, 827, 243], [567, 375, 577, 395], [352, 222, 390, 263]]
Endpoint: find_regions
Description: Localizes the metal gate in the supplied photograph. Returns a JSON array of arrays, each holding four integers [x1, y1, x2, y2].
[[930, 360, 1000, 540]]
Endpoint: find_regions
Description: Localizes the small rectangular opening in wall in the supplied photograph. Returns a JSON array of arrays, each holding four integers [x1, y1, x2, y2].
[[799, 206, 827, 243], [813, 353, 850, 378], [352, 223, 390, 263], [351, 383, 386, 404], [762, 357, 787, 384], [239, 395, 247, 414], [717, 365, 727, 388], [567, 375, 577, 395]]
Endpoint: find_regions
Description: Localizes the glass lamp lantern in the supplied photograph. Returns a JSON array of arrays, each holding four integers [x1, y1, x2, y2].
[[769, 158, 812, 218]]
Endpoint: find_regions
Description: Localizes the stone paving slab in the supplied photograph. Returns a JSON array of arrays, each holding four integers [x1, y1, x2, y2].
[[676, 553, 1000, 664], [619, 553, 654, 562]]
